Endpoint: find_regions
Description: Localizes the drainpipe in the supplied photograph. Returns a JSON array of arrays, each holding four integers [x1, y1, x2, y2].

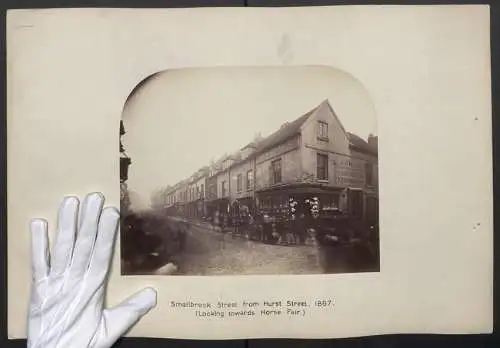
[[227, 166, 231, 214], [253, 156, 257, 214]]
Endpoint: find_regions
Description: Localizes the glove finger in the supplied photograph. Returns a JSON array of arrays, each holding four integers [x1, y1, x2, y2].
[[30, 218, 50, 282], [96, 287, 157, 348], [50, 196, 79, 276], [70, 192, 104, 276], [88, 207, 119, 282]]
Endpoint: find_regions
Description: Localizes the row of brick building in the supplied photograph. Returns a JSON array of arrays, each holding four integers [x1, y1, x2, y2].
[[161, 99, 378, 224]]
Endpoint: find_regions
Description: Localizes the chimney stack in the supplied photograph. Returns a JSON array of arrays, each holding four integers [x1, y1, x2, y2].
[[368, 133, 378, 149]]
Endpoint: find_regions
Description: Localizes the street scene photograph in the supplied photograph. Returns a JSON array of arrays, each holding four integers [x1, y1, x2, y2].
[[119, 66, 379, 276]]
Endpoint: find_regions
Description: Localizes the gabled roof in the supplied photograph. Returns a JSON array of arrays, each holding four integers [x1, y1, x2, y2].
[[347, 132, 378, 155], [253, 103, 320, 156]]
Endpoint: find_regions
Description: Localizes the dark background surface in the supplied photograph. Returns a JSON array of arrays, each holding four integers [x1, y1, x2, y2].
[[1, 0, 498, 347]]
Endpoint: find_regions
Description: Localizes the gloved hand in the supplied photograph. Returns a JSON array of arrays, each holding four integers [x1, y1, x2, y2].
[[28, 192, 157, 348]]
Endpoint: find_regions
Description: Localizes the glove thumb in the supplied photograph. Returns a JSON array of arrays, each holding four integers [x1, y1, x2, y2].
[[93, 287, 157, 348]]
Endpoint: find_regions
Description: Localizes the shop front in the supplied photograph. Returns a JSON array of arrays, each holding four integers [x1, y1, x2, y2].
[[186, 202, 195, 219], [196, 199, 206, 219], [207, 198, 230, 217], [205, 200, 217, 222], [255, 184, 344, 220]]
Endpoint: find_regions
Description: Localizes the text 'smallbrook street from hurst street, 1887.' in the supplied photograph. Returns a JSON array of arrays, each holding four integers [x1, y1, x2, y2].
[[168, 299, 335, 319]]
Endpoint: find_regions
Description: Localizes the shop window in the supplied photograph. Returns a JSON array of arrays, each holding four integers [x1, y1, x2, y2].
[[321, 195, 339, 211]]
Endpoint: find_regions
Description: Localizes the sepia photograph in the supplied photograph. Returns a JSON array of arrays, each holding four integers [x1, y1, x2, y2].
[[119, 66, 379, 276]]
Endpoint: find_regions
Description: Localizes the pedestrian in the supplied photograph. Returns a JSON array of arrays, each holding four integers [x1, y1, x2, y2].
[[222, 213, 228, 232], [296, 213, 306, 245], [287, 216, 296, 245], [213, 210, 220, 232], [246, 213, 254, 240], [233, 213, 240, 238]]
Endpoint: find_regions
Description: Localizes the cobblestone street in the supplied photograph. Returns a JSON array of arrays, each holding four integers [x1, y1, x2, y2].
[[175, 222, 323, 275]]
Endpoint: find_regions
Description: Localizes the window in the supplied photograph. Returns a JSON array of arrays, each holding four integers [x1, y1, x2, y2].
[[365, 162, 374, 186], [237, 174, 243, 193], [318, 121, 328, 139], [200, 184, 204, 198], [246, 170, 253, 190], [260, 197, 271, 210], [317, 153, 328, 181], [221, 181, 227, 197], [271, 159, 282, 184], [321, 195, 339, 211]]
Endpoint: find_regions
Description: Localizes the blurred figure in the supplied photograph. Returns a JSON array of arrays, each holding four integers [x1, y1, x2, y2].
[[213, 210, 220, 232], [222, 213, 228, 232], [296, 213, 307, 245], [246, 212, 254, 239]]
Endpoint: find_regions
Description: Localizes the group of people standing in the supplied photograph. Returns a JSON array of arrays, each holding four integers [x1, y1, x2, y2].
[[210, 209, 316, 246]]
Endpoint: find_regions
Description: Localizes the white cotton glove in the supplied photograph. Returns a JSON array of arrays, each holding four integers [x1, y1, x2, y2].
[[28, 192, 157, 348]]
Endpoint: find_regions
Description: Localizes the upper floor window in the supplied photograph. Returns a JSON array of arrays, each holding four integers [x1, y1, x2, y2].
[[271, 159, 282, 184], [318, 121, 329, 139], [246, 170, 253, 191], [365, 162, 375, 186], [221, 181, 227, 197], [317, 153, 328, 181], [237, 174, 243, 193]]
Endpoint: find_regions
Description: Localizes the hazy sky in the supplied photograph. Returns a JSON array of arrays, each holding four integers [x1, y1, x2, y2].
[[122, 66, 377, 208]]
